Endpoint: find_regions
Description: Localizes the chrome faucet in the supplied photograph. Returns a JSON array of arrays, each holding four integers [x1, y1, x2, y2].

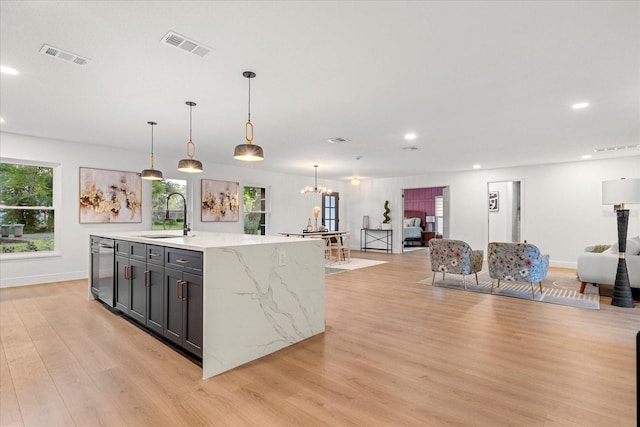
[[166, 192, 190, 236]]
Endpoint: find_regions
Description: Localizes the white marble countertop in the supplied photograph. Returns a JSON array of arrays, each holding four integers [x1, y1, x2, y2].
[[91, 230, 307, 251]]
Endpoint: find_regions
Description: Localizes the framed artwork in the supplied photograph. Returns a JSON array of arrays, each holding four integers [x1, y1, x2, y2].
[[488, 191, 499, 212], [79, 167, 142, 223], [201, 179, 240, 222]]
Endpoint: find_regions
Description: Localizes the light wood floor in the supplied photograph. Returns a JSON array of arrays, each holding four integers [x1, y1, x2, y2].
[[1, 249, 638, 426]]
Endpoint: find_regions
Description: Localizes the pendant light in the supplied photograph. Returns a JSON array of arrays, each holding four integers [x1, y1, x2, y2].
[[234, 71, 264, 161], [141, 121, 164, 180], [178, 101, 203, 173], [301, 165, 332, 194]]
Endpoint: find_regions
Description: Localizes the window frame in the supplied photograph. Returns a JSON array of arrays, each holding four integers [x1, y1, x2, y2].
[[0, 157, 61, 260], [243, 185, 270, 235], [151, 178, 189, 231]]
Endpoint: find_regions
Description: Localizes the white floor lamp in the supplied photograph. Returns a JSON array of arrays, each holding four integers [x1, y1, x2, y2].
[[602, 178, 640, 308]]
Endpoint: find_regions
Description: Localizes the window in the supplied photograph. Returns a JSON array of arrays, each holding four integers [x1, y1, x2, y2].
[[151, 179, 187, 230], [435, 195, 444, 236], [322, 193, 339, 231], [243, 186, 267, 235], [0, 159, 57, 255]]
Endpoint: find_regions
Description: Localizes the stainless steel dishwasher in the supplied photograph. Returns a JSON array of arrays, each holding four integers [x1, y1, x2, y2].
[[90, 236, 115, 307]]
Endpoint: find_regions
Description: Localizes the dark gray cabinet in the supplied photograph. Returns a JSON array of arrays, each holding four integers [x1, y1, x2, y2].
[[115, 241, 146, 318], [145, 245, 165, 335], [110, 240, 202, 358], [164, 248, 203, 358]]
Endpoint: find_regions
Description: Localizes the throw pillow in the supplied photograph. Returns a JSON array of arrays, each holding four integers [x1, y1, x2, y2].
[[628, 237, 640, 255], [403, 219, 412, 228], [607, 238, 640, 255], [591, 244, 611, 253], [413, 218, 421, 227]]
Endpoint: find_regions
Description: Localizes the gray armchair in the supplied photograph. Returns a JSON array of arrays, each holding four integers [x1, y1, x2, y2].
[[487, 242, 549, 298], [428, 239, 483, 288]]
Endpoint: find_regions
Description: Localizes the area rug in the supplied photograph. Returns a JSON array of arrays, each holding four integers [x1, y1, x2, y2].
[[325, 258, 388, 275], [417, 274, 599, 310]]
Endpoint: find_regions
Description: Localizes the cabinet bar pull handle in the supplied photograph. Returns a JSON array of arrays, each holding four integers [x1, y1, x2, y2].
[[144, 270, 149, 287], [176, 279, 184, 300], [124, 265, 129, 280], [175, 259, 190, 264], [149, 252, 161, 257], [181, 280, 187, 301]]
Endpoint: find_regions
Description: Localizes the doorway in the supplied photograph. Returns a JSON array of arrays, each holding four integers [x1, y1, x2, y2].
[[402, 186, 449, 252], [322, 192, 339, 231], [488, 181, 521, 243]]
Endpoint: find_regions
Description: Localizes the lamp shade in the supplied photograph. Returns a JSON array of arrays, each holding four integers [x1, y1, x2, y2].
[[177, 158, 203, 173], [426, 216, 436, 223], [141, 168, 164, 180], [234, 143, 264, 161], [602, 178, 640, 205]]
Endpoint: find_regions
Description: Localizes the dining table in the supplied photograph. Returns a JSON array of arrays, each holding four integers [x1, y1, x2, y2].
[[280, 231, 350, 262]]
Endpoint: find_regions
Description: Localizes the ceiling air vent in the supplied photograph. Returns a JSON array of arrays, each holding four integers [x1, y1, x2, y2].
[[161, 31, 212, 57], [39, 44, 91, 66], [594, 144, 640, 153], [327, 137, 350, 144], [402, 146, 419, 151]]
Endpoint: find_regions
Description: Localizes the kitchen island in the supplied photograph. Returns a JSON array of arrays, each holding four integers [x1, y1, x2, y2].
[[89, 230, 325, 379]]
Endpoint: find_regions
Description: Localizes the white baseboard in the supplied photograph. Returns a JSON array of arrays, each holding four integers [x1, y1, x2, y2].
[[0, 271, 87, 288]]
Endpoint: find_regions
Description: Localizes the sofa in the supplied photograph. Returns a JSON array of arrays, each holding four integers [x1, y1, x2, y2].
[[577, 236, 640, 293]]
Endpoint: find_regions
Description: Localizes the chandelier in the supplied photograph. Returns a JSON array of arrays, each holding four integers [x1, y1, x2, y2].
[[301, 165, 332, 194]]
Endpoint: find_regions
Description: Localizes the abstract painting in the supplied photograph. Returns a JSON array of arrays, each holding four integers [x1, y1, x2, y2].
[[79, 167, 142, 223], [201, 179, 240, 222]]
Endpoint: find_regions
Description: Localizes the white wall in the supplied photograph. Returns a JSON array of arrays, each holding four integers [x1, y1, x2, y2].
[[2, 130, 638, 285], [345, 156, 640, 268], [0, 132, 343, 287]]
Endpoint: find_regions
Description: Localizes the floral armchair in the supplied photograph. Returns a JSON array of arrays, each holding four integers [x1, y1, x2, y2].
[[487, 242, 549, 298], [428, 239, 484, 288]]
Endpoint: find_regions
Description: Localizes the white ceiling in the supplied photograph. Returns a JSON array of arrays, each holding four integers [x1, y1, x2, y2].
[[1, 1, 638, 181]]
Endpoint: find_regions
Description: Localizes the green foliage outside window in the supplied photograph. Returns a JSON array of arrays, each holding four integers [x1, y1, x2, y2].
[[151, 179, 187, 230], [0, 162, 55, 253], [243, 187, 265, 235]]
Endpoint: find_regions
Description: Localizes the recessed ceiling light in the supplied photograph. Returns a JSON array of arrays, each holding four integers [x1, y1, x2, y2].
[[0, 66, 18, 75], [404, 133, 417, 141], [572, 102, 590, 110], [473, 164, 481, 169], [581, 154, 592, 159]]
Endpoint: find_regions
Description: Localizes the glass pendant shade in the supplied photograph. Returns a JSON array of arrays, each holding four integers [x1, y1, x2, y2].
[[141, 168, 164, 180], [178, 101, 203, 173], [177, 158, 204, 173], [141, 121, 164, 180], [234, 142, 264, 161], [234, 71, 264, 161]]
